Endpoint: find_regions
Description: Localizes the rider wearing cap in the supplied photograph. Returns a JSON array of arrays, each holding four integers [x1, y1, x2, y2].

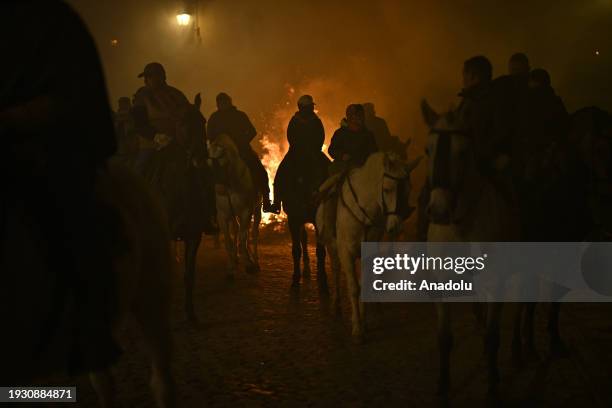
[[207, 92, 275, 213], [132, 62, 191, 145], [272, 94, 326, 213]]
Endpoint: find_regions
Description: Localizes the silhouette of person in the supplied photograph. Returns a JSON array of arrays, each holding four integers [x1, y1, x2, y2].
[[207, 92, 275, 212], [1, 0, 121, 379]]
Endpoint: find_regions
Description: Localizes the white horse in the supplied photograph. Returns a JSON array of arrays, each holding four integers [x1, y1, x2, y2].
[[2, 160, 175, 408], [316, 151, 421, 338], [207, 134, 261, 276], [421, 100, 520, 401]]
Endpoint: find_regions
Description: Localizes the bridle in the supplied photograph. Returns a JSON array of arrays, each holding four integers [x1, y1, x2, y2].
[[340, 169, 409, 227]]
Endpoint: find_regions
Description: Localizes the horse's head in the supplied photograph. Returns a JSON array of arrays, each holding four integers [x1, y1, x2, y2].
[[421, 99, 472, 225], [206, 134, 238, 169], [378, 151, 422, 234], [176, 104, 206, 162]]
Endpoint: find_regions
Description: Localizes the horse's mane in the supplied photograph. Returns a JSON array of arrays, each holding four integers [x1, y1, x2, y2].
[[361, 152, 386, 175], [212, 134, 254, 194], [214, 133, 240, 159], [361, 151, 407, 178]]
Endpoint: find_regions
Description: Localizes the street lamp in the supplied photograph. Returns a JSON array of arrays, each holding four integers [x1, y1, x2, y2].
[[176, 0, 201, 44], [176, 12, 191, 26]]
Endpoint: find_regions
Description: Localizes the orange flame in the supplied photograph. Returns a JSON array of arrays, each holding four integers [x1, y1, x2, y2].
[[258, 81, 338, 227]]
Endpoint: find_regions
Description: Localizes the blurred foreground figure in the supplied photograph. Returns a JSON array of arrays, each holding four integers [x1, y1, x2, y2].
[[207, 92, 275, 212], [0, 0, 120, 377], [1, 3, 176, 406]]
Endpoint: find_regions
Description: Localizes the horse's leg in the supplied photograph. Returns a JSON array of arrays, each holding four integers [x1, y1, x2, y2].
[[435, 302, 452, 399], [511, 303, 525, 368], [485, 303, 503, 397], [219, 215, 237, 277], [238, 210, 256, 273], [315, 228, 328, 293], [251, 202, 261, 270], [548, 303, 567, 356], [289, 217, 302, 287], [301, 225, 311, 278], [89, 369, 116, 408], [133, 305, 175, 408], [184, 234, 201, 322], [523, 302, 539, 360], [339, 246, 362, 338], [328, 241, 341, 314]]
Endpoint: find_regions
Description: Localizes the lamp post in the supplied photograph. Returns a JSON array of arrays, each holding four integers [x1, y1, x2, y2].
[[176, 0, 201, 44]]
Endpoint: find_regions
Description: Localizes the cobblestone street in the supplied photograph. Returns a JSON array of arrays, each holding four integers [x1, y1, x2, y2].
[[41, 229, 612, 407]]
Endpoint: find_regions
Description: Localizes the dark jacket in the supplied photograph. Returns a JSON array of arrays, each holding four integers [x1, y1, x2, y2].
[[207, 106, 256, 152], [287, 110, 325, 156], [328, 126, 378, 167], [515, 86, 569, 180]]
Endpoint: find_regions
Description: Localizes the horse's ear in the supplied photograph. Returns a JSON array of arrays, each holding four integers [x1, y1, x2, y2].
[[421, 99, 439, 128], [403, 138, 412, 159], [194, 93, 202, 110], [405, 155, 423, 173]]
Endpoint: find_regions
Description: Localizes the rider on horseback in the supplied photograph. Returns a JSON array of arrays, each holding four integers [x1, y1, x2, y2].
[[207, 92, 276, 213], [328, 103, 378, 175], [132, 62, 191, 144], [273, 94, 327, 213], [132, 62, 216, 237]]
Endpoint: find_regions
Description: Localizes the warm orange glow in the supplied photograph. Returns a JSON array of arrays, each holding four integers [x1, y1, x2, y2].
[[110, 39, 118, 47], [176, 13, 191, 26]]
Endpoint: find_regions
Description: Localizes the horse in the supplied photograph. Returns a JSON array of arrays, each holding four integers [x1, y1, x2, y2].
[[513, 106, 612, 362], [316, 151, 421, 338], [277, 152, 331, 289], [1, 160, 175, 408], [421, 100, 520, 401], [207, 134, 261, 276]]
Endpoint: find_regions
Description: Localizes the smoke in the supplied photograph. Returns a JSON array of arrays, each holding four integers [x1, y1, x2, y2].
[[69, 0, 611, 188]]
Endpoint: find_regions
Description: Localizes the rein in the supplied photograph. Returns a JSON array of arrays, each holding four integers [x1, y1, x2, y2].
[[340, 169, 408, 227]]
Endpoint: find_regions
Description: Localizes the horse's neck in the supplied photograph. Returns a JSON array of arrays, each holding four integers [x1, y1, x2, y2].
[[455, 162, 515, 241], [350, 161, 381, 213], [225, 152, 253, 193]]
